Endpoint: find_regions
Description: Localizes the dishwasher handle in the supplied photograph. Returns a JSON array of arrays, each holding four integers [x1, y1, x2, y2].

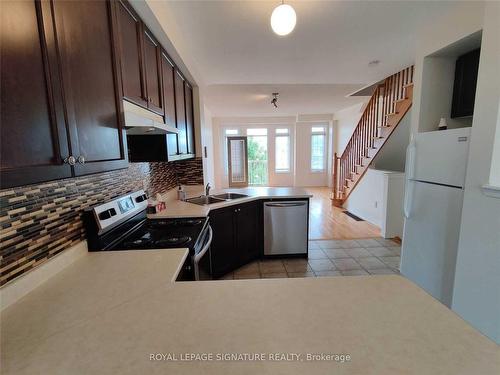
[[264, 202, 306, 208]]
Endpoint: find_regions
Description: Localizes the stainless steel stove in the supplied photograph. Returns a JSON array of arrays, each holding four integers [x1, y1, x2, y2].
[[83, 190, 212, 281]]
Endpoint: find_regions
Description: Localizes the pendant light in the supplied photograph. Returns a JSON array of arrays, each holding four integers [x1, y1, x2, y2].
[[271, 1, 296, 36]]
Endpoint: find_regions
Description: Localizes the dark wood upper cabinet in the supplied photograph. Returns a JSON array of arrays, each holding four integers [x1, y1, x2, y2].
[[114, 0, 146, 107], [0, 0, 71, 188], [185, 83, 195, 155], [174, 70, 188, 155], [51, 0, 128, 176], [142, 29, 163, 115], [161, 51, 176, 128], [161, 51, 179, 160], [451, 48, 480, 118]]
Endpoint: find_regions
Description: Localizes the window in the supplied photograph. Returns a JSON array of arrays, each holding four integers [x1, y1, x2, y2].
[[275, 128, 290, 172], [225, 129, 239, 136], [247, 128, 267, 136], [311, 126, 326, 171]]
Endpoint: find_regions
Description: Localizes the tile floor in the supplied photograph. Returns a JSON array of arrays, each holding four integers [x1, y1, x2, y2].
[[219, 238, 401, 280]]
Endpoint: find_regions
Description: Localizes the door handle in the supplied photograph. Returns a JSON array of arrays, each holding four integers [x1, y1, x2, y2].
[[77, 155, 85, 164], [265, 203, 306, 207]]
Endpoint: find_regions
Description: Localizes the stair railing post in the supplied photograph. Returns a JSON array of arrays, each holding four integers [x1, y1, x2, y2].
[[333, 152, 338, 199]]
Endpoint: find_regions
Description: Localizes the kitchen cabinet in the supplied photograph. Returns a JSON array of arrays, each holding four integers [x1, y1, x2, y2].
[[185, 83, 196, 155], [114, 1, 163, 115], [161, 51, 179, 160], [0, 0, 127, 188], [451, 48, 480, 118], [51, 0, 128, 176], [1, 0, 72, 188], [209, 201, 262, 278], [174, 70, 188, 155], [114, 0, 146, 108], [142, 28, 163, 115]]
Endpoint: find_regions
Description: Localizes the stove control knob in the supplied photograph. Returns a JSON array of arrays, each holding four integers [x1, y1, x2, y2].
[[98, 208, 117, 220]]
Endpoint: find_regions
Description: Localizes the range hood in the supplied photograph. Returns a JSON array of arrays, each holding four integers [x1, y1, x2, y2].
[[123, 100, 178, 135]]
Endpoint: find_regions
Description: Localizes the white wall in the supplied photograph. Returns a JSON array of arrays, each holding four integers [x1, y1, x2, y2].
[[372, 109, 411, 172], [344, 169, 405, 238], [451, 2, 500, 344], [344, 168, 385, 227], [382, 172, 405, 238], [201, 104, 215, 187], [294, 122, 330, 187], [489, 100, 500, 186], [333, 102, 365, 155]]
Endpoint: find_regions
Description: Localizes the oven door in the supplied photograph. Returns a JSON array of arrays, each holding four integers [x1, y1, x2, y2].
[[193, 225, 213, 280]]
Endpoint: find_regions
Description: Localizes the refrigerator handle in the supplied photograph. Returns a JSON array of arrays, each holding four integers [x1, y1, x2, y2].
[[403, 180, 414, 219], [403, 136, 417, 219], [406, 134, 417, 180]]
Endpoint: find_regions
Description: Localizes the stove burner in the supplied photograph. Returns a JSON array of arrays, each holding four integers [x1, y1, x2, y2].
[[154, 236, 191, 247]]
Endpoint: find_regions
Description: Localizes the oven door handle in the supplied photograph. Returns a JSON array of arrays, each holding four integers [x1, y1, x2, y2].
[[194, 225, 212, 264]]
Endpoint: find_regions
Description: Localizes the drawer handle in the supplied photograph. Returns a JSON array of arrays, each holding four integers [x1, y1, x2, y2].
[[77, 155, 86, 164]]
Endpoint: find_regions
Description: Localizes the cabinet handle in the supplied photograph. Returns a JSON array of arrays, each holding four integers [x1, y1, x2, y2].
[[64, 156, 76, 166], [77, 155, 86, 164]]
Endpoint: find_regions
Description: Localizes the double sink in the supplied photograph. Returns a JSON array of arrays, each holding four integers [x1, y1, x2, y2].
[[186, 192, 248, 206]]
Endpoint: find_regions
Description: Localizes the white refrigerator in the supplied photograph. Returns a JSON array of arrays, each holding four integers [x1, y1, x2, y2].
[[401, 127, 471, 307]]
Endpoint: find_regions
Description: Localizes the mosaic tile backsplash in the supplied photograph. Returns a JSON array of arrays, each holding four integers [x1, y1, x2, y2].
[[0, 158, 203, 286]]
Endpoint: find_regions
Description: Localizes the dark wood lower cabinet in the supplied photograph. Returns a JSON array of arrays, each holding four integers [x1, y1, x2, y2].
[[209, 201, 262, 278]]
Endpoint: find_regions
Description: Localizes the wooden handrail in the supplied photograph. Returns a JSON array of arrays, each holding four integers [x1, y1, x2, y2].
[[333, 66, 414, 200]]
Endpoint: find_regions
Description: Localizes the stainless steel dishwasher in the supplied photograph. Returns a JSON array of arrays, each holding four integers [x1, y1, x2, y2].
[[264, 201, 308, 256]]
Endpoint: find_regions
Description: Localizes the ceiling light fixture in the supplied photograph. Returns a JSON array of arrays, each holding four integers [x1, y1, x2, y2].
[[271, 1, 296, 36], [271, 93, 279, 108]]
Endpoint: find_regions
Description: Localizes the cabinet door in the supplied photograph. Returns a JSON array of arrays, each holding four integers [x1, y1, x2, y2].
[[184, 83, 195, 155], [0, 0, 71, 188], [114, 0, 146, 107], [174, 70, 188, 155], [161, 51, 179, 160], [52, 0, 128, 176], [209, 207, 237, 278], [235, 202, 260, 265], [142, 29, 163, 115]]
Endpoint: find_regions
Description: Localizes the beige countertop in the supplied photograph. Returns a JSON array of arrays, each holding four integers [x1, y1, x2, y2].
[[148, 186, 313, 219], [1, 249, 499, 375]]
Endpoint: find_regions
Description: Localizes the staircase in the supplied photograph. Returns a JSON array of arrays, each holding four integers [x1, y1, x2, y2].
[[332, 66, 414, 206]]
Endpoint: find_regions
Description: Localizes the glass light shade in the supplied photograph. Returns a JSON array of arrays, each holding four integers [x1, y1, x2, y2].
[[271, 4, 296, 36]]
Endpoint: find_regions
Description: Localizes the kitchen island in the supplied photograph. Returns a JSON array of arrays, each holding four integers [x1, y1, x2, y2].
[[1, 248, 498, 375]]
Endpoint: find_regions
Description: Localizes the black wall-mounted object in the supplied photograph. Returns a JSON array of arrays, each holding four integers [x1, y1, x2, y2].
[[451, 48, 480, 119], [127, 134, 170, 162]]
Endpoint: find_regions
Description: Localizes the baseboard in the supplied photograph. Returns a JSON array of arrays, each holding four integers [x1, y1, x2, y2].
[[0, 241, 88, 311]]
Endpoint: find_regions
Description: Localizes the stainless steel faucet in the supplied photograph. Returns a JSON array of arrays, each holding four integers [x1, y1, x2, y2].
[[205, 183, 211, 196]]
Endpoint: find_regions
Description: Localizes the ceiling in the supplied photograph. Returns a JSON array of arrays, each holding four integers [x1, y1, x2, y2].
[[204, 84, 364, 117], [153, 1, 459, 116]]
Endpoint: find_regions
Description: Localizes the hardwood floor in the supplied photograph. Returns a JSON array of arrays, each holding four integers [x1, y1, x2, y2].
[[305, 187, 381, 240]]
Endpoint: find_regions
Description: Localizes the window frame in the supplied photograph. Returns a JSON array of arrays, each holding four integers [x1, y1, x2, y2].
[[310, 126, 327, 172], [274, 128, 291, 173]]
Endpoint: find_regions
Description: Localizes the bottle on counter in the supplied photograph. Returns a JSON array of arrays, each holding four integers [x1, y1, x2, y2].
[[177, 185, 187, 201]]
